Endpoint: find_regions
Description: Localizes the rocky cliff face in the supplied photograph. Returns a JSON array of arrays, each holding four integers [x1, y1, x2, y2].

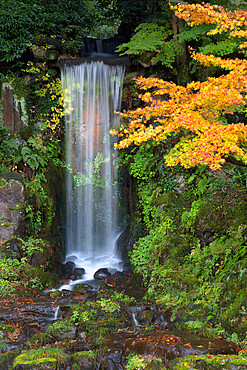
[[0, 173, 25, 241], [1, 82, 28, 132]]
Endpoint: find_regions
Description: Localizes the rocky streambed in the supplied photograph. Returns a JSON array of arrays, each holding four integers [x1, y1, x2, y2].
[[0, 268, 245, 369]]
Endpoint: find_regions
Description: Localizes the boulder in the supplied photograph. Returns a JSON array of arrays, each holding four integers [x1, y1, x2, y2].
[[70, 267, 85, 280], [31, 45, 59, 61], [94, 268, 111, 280], [61, 261, 75, 277], [71, 351, 96, 370]]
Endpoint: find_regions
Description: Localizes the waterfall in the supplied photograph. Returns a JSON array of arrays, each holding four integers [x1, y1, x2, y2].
[[61, 61, 125, 279]]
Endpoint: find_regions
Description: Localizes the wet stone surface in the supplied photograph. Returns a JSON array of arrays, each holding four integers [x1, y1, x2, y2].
[[0, 270, 239, 369]]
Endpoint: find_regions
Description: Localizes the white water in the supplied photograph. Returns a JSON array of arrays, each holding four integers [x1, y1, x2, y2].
[[61, 61, 125, 280]]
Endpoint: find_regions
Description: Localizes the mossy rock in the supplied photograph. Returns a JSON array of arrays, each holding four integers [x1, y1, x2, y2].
[[146, 358, 166, 369], [166, 354, 247, 369], [71, 350, 96, 370], [12, 346, 69, 369], [29, 332, 55, 347], [46, 320, 77, 342], [0, 350, 19, 370], [153, 192, 185, 208], [195, 189, 247, 241]]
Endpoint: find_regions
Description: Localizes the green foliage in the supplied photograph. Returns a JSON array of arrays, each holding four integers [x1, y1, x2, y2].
[[70, 302, 98, 326], [0, 237, 53, 294], [126, 353, 147, 369], [171, 354, 247, 369], [122, 134, 247, 341], [68, 293, 134, 346], [85, 0, 122, 38], [125, 145, 183, 232], [29, 332, 55, 347], [117, 22, 182, 68], [0, 65, 65, 236], [99, 298, 121, 313], [200, 38, 242, 57], [108, 291, 137, 305], [72, 152, 111, 189], [181, 199, 203, 232], [0, 0, 92, 62], [178, 24, 214, 43]]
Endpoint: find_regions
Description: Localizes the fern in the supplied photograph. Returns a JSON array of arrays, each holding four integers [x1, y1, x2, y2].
[[116, 22, 181, 67]]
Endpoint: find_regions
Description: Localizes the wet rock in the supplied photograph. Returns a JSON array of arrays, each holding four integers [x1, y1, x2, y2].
[[47, 322, 77, 342], [74, 283, 93, 294], [61, 261, 75, 276], [48, 290, 62, 299], [166, 354, 247, 369], [94, 268, 111, 280], [102, 271, 147, 301], [71, 267, 85, 280], [123, 330, 237, 362], [146, 359, 165, 369], [152, 308, 173, 329], [135, 309, 155, 326], [31, 45, 59, 61], [123, 262, 131, 272], [4, 238, 22, 260], [65, 255, 78, 262], [30, 250, 48, 268], [100, 350, 122, 370], [28, 332, 55, 347], [100, 358, 118, 369]]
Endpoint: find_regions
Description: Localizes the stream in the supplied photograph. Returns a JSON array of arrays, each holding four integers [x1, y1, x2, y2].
[[0, 267, 238, 369]]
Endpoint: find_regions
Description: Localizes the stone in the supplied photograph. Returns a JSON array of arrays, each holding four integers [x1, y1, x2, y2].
[[1, 83, 28, 132], [0, 174, 25, 241], [72, 351, 97, 370], [70, 267, 85, 280], [135, 309, 155, 326], [61, 261, 75, 276], [123, 331, 237, 362], [94, 268, 111, 280], [4, 238, 22, 260], [50, 324, 77, 342], [31, 45, 59, 61], [31, 251, 48, 268], [100, 358, 118, 369], [138, 51, 157, 68]]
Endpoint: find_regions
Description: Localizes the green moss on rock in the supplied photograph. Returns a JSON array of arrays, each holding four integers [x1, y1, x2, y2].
[[71, 350, 96, 370], [166, 354, 247, 369]]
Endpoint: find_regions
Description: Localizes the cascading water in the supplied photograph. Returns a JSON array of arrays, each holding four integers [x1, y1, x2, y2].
[[61, 61, 125, 280]]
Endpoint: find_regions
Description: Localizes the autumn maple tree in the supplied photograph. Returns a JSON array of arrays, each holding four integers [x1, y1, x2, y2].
[[111, 2, 247, 170]]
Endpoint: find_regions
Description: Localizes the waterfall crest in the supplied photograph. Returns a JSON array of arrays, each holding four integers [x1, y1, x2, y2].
[[62, 61, 125, 278]]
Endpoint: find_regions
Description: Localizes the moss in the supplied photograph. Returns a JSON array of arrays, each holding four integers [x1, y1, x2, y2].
[[195, 189, 247, 237], [72, 350, 96, 360], [146, 358, 165, 369], [0, 350, 19, 368], [29, 332, 55, 347], [10, 203, 25, 211], [46, 320, 76, 341], [12, 346, 69, 369], [153, 192, 182, 207], [0, 178, 6, 187], [167, 355, 247, 369], [0, 222, 12, 227], [71, 350, 96, 369]]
